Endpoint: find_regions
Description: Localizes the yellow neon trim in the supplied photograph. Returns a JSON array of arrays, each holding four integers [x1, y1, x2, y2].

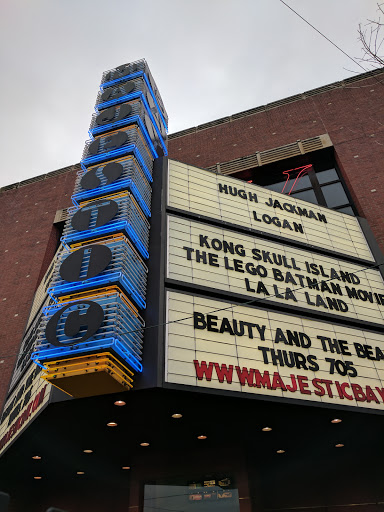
[[91, 124, 152, 161], [44, 364, 134, 381], [81, 153, 148, 198], [129, 193, 148, 223], [44, 367, 134, 386], [86, 154, 134, 173], [57, 286, 119, 302], [43, 362, 134, 385], [68, 234, 146, 265], [86, 152, 149, 179], [69, 233, 126, 249], [84, 154, 150, 185], [45, 351, 114, 365], [77, 193, 148, 227], [44, 369, 134, 388], [70, 233, 148, 270], [56, 286, 141, 318], [68, 241, 147, 275], [78, 191, 129, 207], [45, 352, 134, 378]]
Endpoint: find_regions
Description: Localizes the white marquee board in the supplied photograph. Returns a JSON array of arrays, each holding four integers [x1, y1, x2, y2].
[[167, 215, 384, 325], [165, 291, 384, 411], [168, 160, 374, 262]]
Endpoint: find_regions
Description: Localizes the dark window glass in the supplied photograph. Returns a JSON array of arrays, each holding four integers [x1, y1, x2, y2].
[[287, 174, 311, 192], [291, 189, 318, 204], [264, 181, 286, 193], [321, 182, 349, 208], [336, 206, 355, 216], [317, 168, 338, 184]]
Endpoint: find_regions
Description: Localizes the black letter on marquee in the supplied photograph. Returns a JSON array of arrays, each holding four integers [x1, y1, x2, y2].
[[71, 199, 118, 231], [59, 244, 112, 282], [80, 162, 124, 190], [45, 301, 104, 346]]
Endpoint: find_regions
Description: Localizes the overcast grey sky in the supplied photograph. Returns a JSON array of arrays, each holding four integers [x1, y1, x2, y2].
[[0, 0, 380, 187]]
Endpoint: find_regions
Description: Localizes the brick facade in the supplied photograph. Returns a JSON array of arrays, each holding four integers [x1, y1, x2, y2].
[[0, 169, 76, 408]]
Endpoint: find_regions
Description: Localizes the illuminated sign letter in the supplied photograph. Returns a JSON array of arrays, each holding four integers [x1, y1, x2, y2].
[[95, 107, 116, 125], [104, 63, 137, 82], [95, 104, 133, 126], [80, 162, 123, 190], [45, 301, 104, 347], [59, 245, 112, 282], [87, 131, 129, 156], [71, 199, 118, 231]]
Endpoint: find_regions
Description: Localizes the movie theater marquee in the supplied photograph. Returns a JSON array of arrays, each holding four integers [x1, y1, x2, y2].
[[167, 216, 384, 325], [168, 161, 374, 262], [165, 160, 384, 411], [165, 292, 384, 411]]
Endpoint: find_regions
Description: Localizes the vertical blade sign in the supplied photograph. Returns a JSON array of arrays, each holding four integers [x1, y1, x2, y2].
[[31, 59, 168, 398]]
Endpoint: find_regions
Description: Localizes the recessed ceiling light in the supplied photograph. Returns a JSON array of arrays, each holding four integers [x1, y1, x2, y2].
[[140, 442, 150, 447], [331, 419, 342, 424], [107, 422, 118, 427], [276, 450, 285, 454], [335, 443, 344, 448], [122, 466, 131, 470], [83, 449, 93, 453], [197, 435, 207, 440], [172, 413, 183, 419], [114, 400, 126, 406], [262, 427, 272, 431], [32, 456, 41, 460], [33, 476, 42, 480], [77, 471, 85, 475]]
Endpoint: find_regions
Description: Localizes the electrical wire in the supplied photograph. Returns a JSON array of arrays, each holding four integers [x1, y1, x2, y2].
[[278, 0, 384, 88]]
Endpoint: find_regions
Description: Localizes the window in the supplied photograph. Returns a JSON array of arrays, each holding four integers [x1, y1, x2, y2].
[[317, 168, 338, 184], [250, 162, 356, 216], [321, 182, 349, 208]]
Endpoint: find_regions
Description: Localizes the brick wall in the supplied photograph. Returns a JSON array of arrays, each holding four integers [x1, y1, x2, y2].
[[0, 170, 76, 409]]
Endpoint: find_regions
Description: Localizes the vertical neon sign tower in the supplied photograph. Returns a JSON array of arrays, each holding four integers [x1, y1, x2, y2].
[[31, 60, 167, 397]]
